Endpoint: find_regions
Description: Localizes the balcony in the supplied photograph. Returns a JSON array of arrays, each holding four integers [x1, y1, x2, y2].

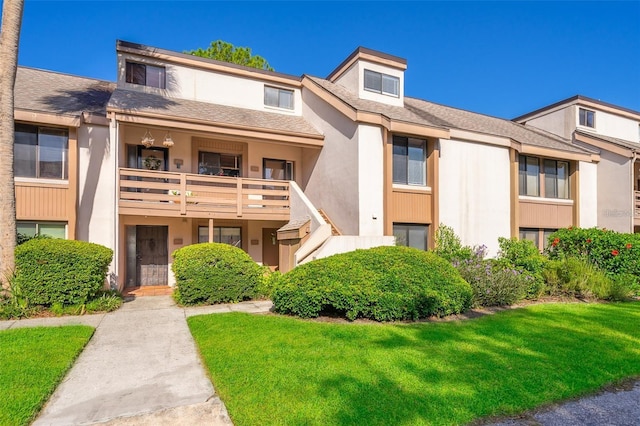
[[118, 168, 290, 220]]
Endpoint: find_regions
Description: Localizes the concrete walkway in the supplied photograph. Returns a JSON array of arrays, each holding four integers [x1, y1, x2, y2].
[[4, 297, 272, 426], [486, 380, 640, 426]]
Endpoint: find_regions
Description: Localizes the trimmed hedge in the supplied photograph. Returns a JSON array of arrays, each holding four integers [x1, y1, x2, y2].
[[15, 239, 113, 306], [272, 246, 473, 321], [546, 227, 640, 277], [172, 243, 263, 305]]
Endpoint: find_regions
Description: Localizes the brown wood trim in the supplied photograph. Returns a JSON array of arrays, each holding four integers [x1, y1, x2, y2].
[[328, 49, 407, 82], [391, 185, 433, 195], [510, 148, 519, 238], [67, 128, 78, 239], [15, 180, 69, 189], [302, 77, 450, 140], [518, 144, 598, 163], [572, 162, 580, 226], [112, 112, 324, 147], [429, 138, 439, 248], [383, 129, 392, 235], [574, 132, 634, 158], [15, 110, 81, 127]]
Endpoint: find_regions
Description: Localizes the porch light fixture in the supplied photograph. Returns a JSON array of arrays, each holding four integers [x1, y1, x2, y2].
[[162, 131, 174, 148], [141, 129, 155, 148]]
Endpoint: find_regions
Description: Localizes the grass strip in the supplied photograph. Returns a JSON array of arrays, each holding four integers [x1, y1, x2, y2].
[[189, 302, 640, 426], [0, 326, 94, 426]]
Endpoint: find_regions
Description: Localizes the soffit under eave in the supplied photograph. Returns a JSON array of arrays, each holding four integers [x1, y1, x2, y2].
[[574, 133, 636, 159], [111, 111, 324, 148], [514, 141, 599, 163], [14, 109, 81, 128]]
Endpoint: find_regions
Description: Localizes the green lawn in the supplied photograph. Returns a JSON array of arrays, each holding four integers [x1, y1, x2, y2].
[[188, 302, 640, 426], [0, 326, 94, 426]]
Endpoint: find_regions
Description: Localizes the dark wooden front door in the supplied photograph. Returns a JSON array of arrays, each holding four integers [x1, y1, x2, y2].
[[136, 226, 168, 286], [262, 228, 279, 270]]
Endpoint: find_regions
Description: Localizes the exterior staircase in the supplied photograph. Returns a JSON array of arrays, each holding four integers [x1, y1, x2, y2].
[[318, 209, 341, 236]]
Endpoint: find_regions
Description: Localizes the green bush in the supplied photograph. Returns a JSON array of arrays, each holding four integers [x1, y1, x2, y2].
[[272, 246, 473, 321], [15, 239, 113, 306], [496, 237, 547, 298], [542, 257, 623, 299], [546, 227, 640, 277], [455, 246, 535, 307], [172, 243, 263, 305], [433, 224, 473, 263]]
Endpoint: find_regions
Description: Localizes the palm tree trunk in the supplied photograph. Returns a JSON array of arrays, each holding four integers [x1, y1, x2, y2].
[[0, 0, 24, 284]]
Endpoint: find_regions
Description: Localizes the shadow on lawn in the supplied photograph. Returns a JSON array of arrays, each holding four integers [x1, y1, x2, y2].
[[312, 303, 640, 425]]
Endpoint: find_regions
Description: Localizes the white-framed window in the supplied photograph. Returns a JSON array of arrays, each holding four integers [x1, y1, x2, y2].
[[17, 221, 67, 239], [198, 226, 242, 247], [579, 108, 595, 128], [519, 155, 569, 199], [264, 86, 294, 110], [393, 223, 428, 250], [364, 69, 400, 97], [393, 136, 427, 186], [125, 61, 166, 89], [14, 123, 68, 179]]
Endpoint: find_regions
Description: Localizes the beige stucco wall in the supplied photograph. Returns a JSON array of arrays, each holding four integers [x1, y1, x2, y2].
[[301, 88, 360, 235], [117, 52, 302, 115], [596, 150, 634, 232], [576, 107, 640, 142], [522, 107, 574, 140], [438, 138, 511, 256], [578, 161, 598, 228], [357, 124, 384, 236]]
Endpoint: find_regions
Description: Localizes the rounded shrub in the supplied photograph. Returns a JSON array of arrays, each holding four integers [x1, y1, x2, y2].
[[15, 239, 113, 306], [272, 246, 473, 321], [172, 243, 263, 305]]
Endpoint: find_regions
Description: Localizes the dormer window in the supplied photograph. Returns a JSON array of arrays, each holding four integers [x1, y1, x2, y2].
[[364, 69, 399, 97], [579, 108, 595, 128], [126, 62, 166, 89], [264, 86, 294, 110]]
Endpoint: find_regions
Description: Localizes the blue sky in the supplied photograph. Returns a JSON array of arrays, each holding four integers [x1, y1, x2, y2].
[[10, 1, 640, 118]]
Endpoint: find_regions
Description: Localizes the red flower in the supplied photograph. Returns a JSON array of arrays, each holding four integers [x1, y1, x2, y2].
[[586, 239, 592, 244], [611, 249, 619, 256], [626, 243, 632, 249], [553, 238, 560, 244]]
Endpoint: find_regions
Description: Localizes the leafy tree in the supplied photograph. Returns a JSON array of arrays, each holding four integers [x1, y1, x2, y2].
[[0, 0, 24, 284], [186, 40, 274, 71]]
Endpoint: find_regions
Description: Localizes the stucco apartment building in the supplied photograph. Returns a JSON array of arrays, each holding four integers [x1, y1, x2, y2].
[[12, 40, 633, 290], [515, 96, 640, 234]]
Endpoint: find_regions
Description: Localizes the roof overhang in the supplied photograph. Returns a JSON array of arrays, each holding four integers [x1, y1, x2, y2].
[[302, 76, 449, 140], [109, 109, 324, 148], [511, 139, 599, 162], [574, 132, 636, 159], [327, 47, 407, 82]]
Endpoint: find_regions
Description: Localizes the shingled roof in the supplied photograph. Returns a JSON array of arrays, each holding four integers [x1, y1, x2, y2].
[[575, 129, 640, 151], [108, 89, 322, 138], [15, 67, 115, 117], [306, 75, 594, 155]]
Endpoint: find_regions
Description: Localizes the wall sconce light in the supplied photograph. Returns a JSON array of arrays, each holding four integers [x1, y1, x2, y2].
[[162, 131, 174, 148], [173, 158, 184, 169], [141, 129, 154, 148]]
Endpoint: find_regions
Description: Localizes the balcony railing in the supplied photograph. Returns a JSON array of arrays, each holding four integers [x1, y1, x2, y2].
[[635, 191, 640, 218], [118, 168, 290, 220]]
